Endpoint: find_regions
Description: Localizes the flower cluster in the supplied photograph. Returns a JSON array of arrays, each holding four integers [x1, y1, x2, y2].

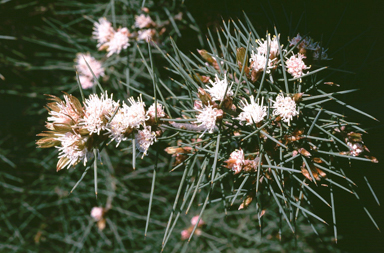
[[37, 92, 167, 171], [271, 93, 299, 125], [285, 53, 310, 79], [93, 18, 130, 57]]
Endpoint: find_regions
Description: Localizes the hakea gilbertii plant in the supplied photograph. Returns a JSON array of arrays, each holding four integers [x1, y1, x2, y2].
[[36, 14, 379, 250]]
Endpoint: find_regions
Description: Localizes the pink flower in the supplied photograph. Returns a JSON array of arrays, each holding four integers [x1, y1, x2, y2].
[[105, 28, 130, 57], [191, 216, 205, 227], [91, 207, 104, 221], [75, 53, 105, 79], [92, 17, 114, 48], [135, 14, 154, 28], [181, 229, 190, 240], [79, 75, 94, 89], [137, 29, 155, 42], [285, 53, 310, 79]]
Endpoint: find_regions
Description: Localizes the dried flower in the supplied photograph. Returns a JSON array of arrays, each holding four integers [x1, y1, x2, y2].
[[289, 34, 318, 51], [285, 53, 310, 79], [237, 95, 267, 125], [105, 28, 130, 57], [135, 14, 154, 28], [271, 93, 299, 125], [46, 94, 84, 126], [92, 17, 114, 48], [81, 92, 119, 135], [195, 104, 222, 135], [205, 73, 233, 101], [225, 149, 245, 174], [135, 126, 156, 157]]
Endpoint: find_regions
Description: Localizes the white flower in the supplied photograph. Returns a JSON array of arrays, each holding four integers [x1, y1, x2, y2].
[[79, 75, 94, 89], [137, 29, 155, 42], [225, 149, 245, 174], [147, 102, 166, 119], [347, 142, 364, 157], [285, 53, 310, 79], [135, 126, 156, 157], [135, 14, 154, 28], [81, 92, 119, 135], [91, 207, 104, 221], [237, 95, 267, 125], [75, 53, 105, 80], [92, 17, 114, 48], [205, 73, 233, 101], [271, 93, 299, 125], [47, 94, 83, 125], [125, 96, 148, 129], [106, 107, 131, 147], [195, 104, 222, 135], [105, 28, 130, 57], [56, 132, 93, 169], [256, 35, 280, 58], [249, 51, 276, 73]]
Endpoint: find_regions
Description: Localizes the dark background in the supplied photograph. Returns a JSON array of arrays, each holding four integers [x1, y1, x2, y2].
[[1, 0, 383, 252]]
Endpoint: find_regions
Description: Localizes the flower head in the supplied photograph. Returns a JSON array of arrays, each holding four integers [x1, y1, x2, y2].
[[146, 102, 166, 119], [256, 35, 280, 58], [195, 104, 222, 135], [135, 126, 156, 157], [106, 107, 131, 147], [249, 51, 276, 73], [47, 93, 84, 126], [225, 149, 245, 174], [135, 14, 154, 28], [205, 73, 233, 101], [92, 17, 114, 48], [271, 93, 299, 125], [91, 207, 104, 221], [237, 95, 267, 125], [75, 53, 105, 81], [79, 75, 94, 89], [105, 28, 130, 57], [125, 96, 148, 129], [81, 92, 119, 135], [191, 216, 205, 227], [285, 53, 310, 79], [137, 29, 155, 42], [56, 132, 93, 171]]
